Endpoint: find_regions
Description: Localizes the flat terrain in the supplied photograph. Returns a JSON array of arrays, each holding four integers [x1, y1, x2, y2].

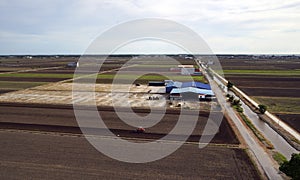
[[0, 130, 259, 180], [0, 55, 261, 179], [0, 103, 261, 179], [219, 56, 300, 133], [0, 104, 238, 144]]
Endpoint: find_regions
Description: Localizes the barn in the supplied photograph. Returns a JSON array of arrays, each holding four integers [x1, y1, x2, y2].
[[170, 87, 215, 101], [165, 80, 211, 93]]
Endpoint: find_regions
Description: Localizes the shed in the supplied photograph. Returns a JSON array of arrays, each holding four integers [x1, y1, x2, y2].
[[181, 81, 211, 90], [181, 67, 195, 75], [170, 87, 215, 101], [148, 81, 165, 86], [166, 80, 211, 93], [67, 62, 79, 68]]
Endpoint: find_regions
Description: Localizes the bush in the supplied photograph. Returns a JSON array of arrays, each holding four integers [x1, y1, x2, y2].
[[227, 81, 234, 90], [280, 153, 300, 180], [236, 106, 244, 113], [232, 99, 241, 106], [228, 95, 234, 103], [258, 104, 267, 114]]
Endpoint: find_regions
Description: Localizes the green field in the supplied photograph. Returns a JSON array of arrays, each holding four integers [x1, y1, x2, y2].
[[253, 96, 300, 114], [222, 69, 300, 76], [0, 71, 206, 83], [97, 74, 206, 82]]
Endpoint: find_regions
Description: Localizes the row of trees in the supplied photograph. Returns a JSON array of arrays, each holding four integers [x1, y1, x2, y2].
[[226, 81, 267, 114], [226, 93, 243, 113], [226, 81, 300, 179]]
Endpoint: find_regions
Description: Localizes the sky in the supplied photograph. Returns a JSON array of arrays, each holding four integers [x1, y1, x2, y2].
[[0, 0, 299, 55]]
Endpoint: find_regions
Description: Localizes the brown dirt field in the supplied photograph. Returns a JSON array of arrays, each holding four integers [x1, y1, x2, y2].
[[0, 77, 68, 82], [275, 114, 300, 133], [24, 69, 76, 74], [0, 57, 79, 68], [0, 103, 238, 144], [0, 90, 14, 94], [0, 130, 260, 179], [225, 75, 300, 97], [220, 58, 300, 135], [240, 87, 300, 97], [225, 75, 300, 89], [0, 70, 12, 73], [219, 58, 300, 70]]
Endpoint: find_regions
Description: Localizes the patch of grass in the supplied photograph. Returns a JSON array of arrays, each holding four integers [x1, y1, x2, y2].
[[272, 151, 287, 165], [238, 112, 274, 149], [0, 73, 74, 78], [221, 69, 300, 76], [253, 96, 300, 114], [97, 74, 206, 82], [291, 137, 300, 145]]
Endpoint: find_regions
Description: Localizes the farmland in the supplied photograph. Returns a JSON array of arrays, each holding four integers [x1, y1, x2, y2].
[[0, 55, 262, 179], [219, 55, 300, 133]]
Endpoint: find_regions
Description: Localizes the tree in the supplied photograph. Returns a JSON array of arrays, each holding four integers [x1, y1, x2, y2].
[[258, 104, 267, 114], [279, 153, 300, 180], [228, 95, 234, 103], [227, 81, 234, 90], [232, 99, 241, 106]]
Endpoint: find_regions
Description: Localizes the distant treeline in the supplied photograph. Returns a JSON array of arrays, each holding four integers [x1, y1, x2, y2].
[[1, 54, 299, 59]]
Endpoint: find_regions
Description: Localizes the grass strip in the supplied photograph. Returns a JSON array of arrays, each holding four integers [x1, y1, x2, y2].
[[0, 81, 48, 89], [272, 151, 287, 165], [238, 112, 274, 149], [97, 74, 206, 82]]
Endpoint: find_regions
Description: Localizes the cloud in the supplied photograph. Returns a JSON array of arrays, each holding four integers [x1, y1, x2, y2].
[[0, 0, 299, 54]]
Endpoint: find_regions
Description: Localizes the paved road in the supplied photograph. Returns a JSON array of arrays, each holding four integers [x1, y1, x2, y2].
[[198, 62, 283, 179]]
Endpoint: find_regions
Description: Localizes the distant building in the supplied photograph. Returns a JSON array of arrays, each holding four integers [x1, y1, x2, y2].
[[66, 62, 79, 68], [184, 56, 194, 60], [176, 65, 195, 75], [178, 65, 193, 68], [181, 67, 195, 75]]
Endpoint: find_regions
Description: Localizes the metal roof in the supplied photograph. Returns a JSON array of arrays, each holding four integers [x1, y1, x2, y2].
[[166, 81, 211, 90], [166, 81, 182, 88], [170, 87, 214, 96], [181, 82, 211, 90]]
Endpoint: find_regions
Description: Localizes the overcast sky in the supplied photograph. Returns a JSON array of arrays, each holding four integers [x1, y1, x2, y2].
[[0, 0, 299, 54]]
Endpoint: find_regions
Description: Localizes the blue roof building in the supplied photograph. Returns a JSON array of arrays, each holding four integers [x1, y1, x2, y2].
[[170, 87, 214, 95], [170, 87, 215, 101], [181, 81, 211, 90], [165, 80, 211, 93]]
